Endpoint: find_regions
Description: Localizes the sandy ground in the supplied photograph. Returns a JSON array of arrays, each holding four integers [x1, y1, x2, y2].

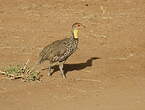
[[0, 0, 145, 110]]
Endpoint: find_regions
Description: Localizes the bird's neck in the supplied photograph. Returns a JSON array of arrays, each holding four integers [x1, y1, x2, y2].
[[72, 29, 79, 39]]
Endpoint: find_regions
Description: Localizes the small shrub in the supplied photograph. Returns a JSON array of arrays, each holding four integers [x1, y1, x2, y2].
[[0, 64, 41, 81]]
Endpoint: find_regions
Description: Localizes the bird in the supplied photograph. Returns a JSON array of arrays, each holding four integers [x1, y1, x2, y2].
[[37, 23, 85, 79]]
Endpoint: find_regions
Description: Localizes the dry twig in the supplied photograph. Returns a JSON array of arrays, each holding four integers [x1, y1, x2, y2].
[[23, 59, 30, 70], [0, 70, 6, 74]]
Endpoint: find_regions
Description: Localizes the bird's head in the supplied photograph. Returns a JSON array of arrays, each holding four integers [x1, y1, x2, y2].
[[72, 23, 85, 39]]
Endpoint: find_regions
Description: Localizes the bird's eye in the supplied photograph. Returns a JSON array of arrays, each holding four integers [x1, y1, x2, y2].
[[78, 24, 80, 27]]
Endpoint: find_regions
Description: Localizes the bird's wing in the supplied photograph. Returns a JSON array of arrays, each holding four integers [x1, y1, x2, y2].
[[38, 38, 71, 63], [50, 40, 68, 62]]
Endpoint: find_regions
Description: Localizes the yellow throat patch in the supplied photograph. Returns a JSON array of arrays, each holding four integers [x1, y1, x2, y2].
[[73, 29, 79, 38]]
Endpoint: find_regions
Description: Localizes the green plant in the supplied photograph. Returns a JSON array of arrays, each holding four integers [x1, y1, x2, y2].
[[0, 64, 41, 81]]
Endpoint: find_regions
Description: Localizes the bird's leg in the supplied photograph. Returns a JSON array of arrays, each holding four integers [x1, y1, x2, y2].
[[59, 61, 66, 79], [48, 63, 54, 76], [48, 66, 52, 76]]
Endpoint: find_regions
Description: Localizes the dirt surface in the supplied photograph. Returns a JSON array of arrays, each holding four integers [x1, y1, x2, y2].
[[0, 0, 145, 110]]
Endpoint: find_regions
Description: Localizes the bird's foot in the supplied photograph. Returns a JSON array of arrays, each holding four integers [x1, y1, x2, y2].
[[62, 74, 66, 79], [48, 69, 54, 76]]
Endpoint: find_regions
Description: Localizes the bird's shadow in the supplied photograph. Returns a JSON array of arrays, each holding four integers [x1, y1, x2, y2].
[[42, 57, 100, 76]]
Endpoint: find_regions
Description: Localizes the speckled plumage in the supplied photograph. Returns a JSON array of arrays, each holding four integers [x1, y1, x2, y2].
[[38, 37, 78, 65], [37, 23, 84, 78]]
